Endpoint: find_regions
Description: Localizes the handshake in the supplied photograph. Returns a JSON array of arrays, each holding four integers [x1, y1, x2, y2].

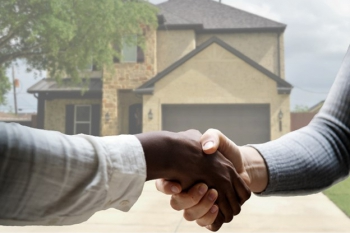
[[136, 129, 268, 231]]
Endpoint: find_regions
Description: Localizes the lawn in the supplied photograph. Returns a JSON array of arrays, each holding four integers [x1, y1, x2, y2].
[[323, 177, 350, 217]]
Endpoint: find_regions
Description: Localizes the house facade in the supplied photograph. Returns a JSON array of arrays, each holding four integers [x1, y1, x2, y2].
[[28, 0, 292, 145]]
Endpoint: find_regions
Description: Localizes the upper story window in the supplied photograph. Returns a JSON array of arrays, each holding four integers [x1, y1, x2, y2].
[[122, 35, 138, 63], [114, 35, 144, 63]]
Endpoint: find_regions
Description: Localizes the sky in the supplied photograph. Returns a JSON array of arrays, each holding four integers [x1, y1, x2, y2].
[[2, 0, 350, 113]]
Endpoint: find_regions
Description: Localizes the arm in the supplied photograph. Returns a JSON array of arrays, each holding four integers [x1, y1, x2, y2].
[[252, 45, 350, 195], [0, 123, 146, 225], [0, 124, 249, 226]]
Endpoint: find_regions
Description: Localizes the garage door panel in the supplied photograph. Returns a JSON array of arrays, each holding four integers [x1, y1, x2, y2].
[[162, 104, 270, 145]]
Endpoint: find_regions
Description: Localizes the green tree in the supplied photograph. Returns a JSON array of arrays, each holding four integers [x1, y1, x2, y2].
[[293, 104, 309, 112], [0, 67, 11, 105], [0, 0, 158, 83]]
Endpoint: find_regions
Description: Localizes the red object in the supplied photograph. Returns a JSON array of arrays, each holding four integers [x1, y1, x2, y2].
[[14, 79, 19, 88]]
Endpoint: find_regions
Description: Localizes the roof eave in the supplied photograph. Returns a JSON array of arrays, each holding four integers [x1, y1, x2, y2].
[[133, 87, 154, 95], [158, 25, 286, 33], [196, 26, 286, 34], [27, 90, 102, 94], [277, 86, 293, 95], [158, 24, 204, 30]]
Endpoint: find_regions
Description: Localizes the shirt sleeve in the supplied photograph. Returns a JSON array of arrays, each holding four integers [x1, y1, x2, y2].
[[251, 46, 350, 195], [0, 123, 146, 225]]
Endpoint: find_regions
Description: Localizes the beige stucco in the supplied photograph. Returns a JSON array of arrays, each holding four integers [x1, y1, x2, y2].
[[157, 30, 196, 72], [142, 43, 290, 140], [196, 32, 284, 78], [45, 98, 101, 133]]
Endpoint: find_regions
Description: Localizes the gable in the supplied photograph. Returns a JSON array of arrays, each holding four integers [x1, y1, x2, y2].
[[135, 37, 292, 95], [154, 43, 279, 100]]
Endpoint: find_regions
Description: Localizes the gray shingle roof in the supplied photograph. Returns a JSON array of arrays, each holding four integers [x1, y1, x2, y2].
[[135, 36, 292, 95], [157, 0, 286, 32], [27, 78, 102, 93]]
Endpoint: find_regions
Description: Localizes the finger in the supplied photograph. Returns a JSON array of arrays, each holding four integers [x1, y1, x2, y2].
[[171, 183, 208, 211], [155, 179, 182, 195], [183, 189, 218, 221], [225, 188, 241, 216], [196, 204, 219, 227], [201, 129, 245, 174], [230, 172, 252, 206], [207, 211, 225, 232], [215, 189, 234, 223]]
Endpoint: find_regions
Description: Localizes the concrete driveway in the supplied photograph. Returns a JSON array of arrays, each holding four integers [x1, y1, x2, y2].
[[1, 181, 350, 232]]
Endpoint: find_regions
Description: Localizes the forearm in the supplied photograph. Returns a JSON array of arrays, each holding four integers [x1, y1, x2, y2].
[[0, 123, 146, 225], [249, 47, 350, 195]]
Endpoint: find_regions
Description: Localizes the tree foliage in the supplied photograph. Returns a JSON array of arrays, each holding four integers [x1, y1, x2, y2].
[[293, 104, 310, 112], [0, 0, 158, 83], [0, 67, 11, 105]]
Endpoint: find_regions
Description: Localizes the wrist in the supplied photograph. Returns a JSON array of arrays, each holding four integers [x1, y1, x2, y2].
[[238, 146, 268, 193], [135, 131, 177, 181]]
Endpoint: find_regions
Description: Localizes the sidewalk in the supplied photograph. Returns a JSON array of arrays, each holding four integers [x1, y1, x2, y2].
[[1, 181, 350, 232]]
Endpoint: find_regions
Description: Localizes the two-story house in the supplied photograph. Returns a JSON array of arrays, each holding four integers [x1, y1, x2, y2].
[[28, 0, 292, 145]]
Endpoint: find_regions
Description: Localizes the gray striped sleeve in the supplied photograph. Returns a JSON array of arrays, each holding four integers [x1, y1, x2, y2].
[[252, 46, 350, 195]]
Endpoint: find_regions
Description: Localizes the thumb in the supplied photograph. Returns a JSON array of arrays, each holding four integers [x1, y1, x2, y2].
[[155, 179, 182, 195], [200, 129, 245, 175]]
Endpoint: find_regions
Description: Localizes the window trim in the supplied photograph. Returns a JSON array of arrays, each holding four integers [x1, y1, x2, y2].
[[74, 105, 92, 134]]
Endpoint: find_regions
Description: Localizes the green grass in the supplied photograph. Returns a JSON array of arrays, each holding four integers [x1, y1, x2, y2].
[[323, 177, 350, 217]]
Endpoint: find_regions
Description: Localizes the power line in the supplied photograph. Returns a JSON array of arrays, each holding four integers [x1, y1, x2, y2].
[[289, 82, 330, 94]]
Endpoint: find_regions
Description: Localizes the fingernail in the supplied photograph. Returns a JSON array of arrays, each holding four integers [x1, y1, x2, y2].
[[171, 186, 180, 193], [198, 184, 208, 195], [210, 205, 218, 214], [203, 141, 214, 150], [208, 191, 217, 201]]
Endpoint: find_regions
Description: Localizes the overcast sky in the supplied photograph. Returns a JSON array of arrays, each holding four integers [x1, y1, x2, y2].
[[2, 0, 350, 112]]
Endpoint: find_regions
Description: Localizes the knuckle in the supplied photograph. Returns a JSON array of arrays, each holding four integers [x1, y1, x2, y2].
[[170, 196, 182, 211], [224, 213, 234, 223], [196, 219, 207, 227], [245, 190, 252, 200], [183, 211, 195, 221], [233, 205, 241, 216]]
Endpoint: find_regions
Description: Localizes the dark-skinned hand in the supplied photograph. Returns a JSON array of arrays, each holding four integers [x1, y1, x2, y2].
[[136, 129, 250, 226]]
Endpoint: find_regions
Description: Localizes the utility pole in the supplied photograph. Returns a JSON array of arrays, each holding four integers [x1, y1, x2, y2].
[[11, 66, 18, 115]]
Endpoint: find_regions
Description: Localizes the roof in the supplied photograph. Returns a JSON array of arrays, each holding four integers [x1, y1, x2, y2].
[[309, 100, 325, 113], [135, 36, 293, 95], [27, 78, 102, 94], [0, 112, 33, 122], [291, 112, 316, 131], [156, 0, 286, 32]]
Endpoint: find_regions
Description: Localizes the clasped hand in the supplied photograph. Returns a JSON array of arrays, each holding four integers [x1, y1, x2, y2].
[[140, 129, 252, 231]]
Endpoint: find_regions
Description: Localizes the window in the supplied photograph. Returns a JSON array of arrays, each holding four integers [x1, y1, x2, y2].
[[65, 104, 101, 136], [121, 35, 137, 63], [113, 35, 144, 63], [74, 105, 91, 134]]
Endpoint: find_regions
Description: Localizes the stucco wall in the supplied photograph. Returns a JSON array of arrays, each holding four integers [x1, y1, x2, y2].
[[196, 32, 283, 77], [101, 29, 157, 136], [142, 43, 290, 140], [157, 30, 196, 72], [45, 98, 101, 133]]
